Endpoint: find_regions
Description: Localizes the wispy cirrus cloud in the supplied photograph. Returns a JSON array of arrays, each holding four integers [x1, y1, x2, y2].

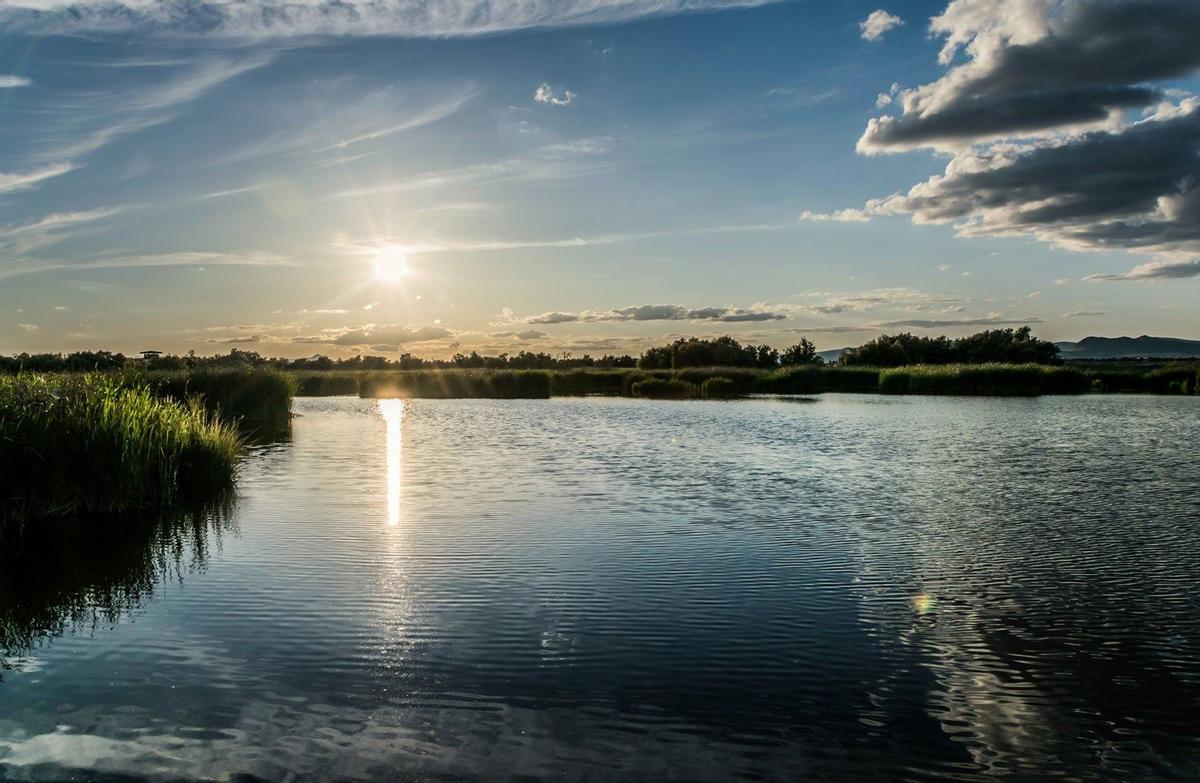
[[869, 314, 1042, 329], [30, 54, 272, 165], [0, 162, 75, 194], [330, 137, 615, 198], [0, 207, 127, 255], [498, 303, 790, 325], [0, 74, 30, 88], [0, 1, 782, 38], [0, 250, 293, 280]]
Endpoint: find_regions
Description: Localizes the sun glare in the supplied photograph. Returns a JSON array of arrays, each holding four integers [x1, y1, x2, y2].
[[373, 246, 409, 283]]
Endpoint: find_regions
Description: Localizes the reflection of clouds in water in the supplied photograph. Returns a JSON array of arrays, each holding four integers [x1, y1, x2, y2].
[[0, 699, 809, 781]]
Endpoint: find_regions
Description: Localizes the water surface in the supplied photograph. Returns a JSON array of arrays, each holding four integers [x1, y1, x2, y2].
[[2, 395, 1198, 781]]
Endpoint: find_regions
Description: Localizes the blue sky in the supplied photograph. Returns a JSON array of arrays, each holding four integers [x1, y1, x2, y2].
[[1, 0, 1197, 357]]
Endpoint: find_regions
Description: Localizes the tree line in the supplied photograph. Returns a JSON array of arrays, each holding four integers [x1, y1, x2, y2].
[[0, 328, 1060, 372]]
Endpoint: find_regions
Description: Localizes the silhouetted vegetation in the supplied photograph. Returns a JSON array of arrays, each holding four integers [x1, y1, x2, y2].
[[2, 330, 1195, 403], [780, 338, 820, 366], [639, 336, 787, 369], [142, 367, 297, 436], [878, 364, 1089, 396], [631, 377, 699, 399], [700, 377, 738, 399], [0, 375, 241, 524], [841, 327, 1061, 367], [358, 370, 551, 399]]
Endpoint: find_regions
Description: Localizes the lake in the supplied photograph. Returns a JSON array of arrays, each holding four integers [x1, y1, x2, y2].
[[2, 394, 1198, 781]]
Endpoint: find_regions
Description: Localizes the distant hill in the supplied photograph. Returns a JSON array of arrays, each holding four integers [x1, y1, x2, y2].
[[818, 347, 850, 363], [1056, 336, 1200, 360]]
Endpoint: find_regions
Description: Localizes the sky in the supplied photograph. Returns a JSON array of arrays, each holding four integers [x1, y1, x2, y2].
[[0, 0, 1197, 358]]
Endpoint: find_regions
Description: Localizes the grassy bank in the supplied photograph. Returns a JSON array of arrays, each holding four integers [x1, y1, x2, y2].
[[258, 362, 1200, 400], [878, 364, 1091, 396], [358, 369, 552, 399], [0, 374, 241, 524], [143, 367, 297, 434]]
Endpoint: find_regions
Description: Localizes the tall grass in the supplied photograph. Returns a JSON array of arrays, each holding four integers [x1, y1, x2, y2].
[[630, 377, 699, 399], [0, 374, 241, 523], [878, 364, 1089, 396], [284, 363, 1192, 399], [358, 370, 551, 399], [144, 368, 296, 433]]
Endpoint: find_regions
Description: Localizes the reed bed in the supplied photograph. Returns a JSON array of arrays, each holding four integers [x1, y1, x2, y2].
[[358, 370, 552, 399], [144, 367, 297, 433], [630, 377, 700, 399], [282, 363, 1194, 400], [878, 364, 1089, 396], [0, 374, 241, 523]]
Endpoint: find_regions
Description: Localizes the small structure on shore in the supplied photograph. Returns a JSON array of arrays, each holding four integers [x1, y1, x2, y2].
[[140, 350, 163, 361]]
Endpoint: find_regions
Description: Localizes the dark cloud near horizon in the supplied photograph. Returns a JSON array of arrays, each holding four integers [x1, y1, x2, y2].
[[873, 316, 1042, 328], [872, 110, 1200, 255], [860, 0, 1200, 152], [1085, 258, 1200, 280], [292, 325, 454, 347], [517, 304, 788, 324]]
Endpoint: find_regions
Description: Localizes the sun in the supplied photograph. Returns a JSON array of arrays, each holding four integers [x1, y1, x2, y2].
[[373, 246, 409, 283]]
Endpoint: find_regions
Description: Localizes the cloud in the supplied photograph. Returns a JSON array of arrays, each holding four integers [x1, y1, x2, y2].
[[1063, 311, 1105, 317], [502, 303, 790, 325], [859, 10, 902, 41], [491, 330, 548, 340], [0, 74, 30, 88], [0, 162, 75, 194], [0, 207, 125, 255], [858, 0, 1200, 154], [870, 314, 1042, 328], [331, 137, 614, 198], [0, 1, 781, 38], [213, 335, 262, 344], [1084, 258, 1200, 281], [0, 250, 293, 280], [23, 55, 272, 170], [324, 325, 454, 346], [17, 323, 38, 331], [799, 208, 871, 223], [534, 83, 576, 107], [830, 94, 1200, 270]]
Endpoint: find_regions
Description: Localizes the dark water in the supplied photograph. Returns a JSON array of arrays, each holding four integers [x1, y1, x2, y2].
[[2, 395, 1199, 781]]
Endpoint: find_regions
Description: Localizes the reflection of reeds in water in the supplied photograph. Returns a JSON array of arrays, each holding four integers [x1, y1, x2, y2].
[[0, 500, 232, 658], [0, 374, 242, 523]]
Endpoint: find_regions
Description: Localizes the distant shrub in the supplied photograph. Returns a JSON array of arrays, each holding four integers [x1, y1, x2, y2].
[[146, 368, 296, 433], [358, 370, 550, 399], [878, 364, 1087, 396], [821, 367, 880, 392], [631, 378, 698, 399], [549, 370, 626, 396], [700, 377, 737, 399], [758, 366, 822, 394], [293, 372, 360, 396]]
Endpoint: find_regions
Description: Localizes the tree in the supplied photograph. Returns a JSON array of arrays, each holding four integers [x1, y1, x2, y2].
[[780, 338, 820, 366]]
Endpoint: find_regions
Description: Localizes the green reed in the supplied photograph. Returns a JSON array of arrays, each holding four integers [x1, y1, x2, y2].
[[878, 364, 1089, 396], [0, 374, 241, 523], [143, 367, 297, 434]]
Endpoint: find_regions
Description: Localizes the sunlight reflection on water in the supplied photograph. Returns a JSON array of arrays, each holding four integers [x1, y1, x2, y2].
[[377, 399, 406, 526]]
